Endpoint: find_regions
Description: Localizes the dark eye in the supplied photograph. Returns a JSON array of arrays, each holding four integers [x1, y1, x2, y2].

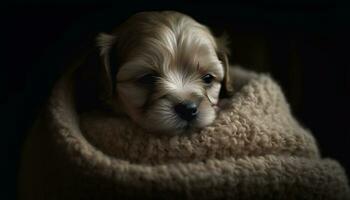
[[137, 73, 157, 86], [201, 74, 215, 84]]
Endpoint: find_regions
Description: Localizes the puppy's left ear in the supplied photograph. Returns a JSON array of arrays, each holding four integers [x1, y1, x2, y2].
[[96, 33, 118, 99], [216, 34, 234, 98]]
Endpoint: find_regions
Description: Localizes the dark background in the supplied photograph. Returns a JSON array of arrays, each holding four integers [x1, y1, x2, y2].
[[1, 1, 349, 199]]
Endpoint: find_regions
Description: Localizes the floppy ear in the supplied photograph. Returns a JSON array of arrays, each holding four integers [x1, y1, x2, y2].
[[96, 33, 118, 99], [216, 34, 234, 98]]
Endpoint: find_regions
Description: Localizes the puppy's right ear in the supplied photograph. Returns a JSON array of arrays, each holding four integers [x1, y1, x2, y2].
[[216, 34, 234, 98], [96, 33, 117, 99]]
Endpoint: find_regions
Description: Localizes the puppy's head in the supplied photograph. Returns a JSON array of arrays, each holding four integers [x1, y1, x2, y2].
[[97, 11, 233, 134]]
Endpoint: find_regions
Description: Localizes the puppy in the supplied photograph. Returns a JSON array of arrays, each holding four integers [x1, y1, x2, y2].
[[94, 11, 233, 134]]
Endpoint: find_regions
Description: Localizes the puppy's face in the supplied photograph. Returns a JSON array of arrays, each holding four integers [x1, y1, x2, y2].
[[98, 11, 232, 134]]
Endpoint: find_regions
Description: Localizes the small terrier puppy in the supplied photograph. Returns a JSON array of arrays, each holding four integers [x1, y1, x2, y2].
[[82, 11, 233, 134]]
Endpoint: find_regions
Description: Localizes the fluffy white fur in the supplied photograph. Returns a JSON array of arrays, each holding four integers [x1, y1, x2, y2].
[[97, 11, 228, 134]]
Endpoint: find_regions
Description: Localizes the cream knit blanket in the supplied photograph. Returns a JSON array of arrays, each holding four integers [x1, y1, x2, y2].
[[19, 67, 350, 200]]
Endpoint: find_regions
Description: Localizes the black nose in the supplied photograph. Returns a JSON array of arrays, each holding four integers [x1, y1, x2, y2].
[[174, 101, 198, 121]]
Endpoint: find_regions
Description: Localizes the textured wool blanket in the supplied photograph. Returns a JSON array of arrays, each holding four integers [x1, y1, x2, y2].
[[19, 67, 350, 200]]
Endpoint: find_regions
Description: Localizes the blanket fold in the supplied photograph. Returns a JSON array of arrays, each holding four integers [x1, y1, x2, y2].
[[19, 67, 350, 200]]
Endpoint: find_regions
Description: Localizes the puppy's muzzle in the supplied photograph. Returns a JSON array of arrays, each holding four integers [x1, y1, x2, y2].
[[174, 100, 198, 122]]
